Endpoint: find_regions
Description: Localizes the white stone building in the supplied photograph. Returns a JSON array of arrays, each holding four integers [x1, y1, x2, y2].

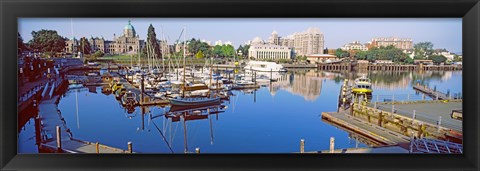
[[248, 44, 292, 60], [341, 41, 368, 51], [371, 37, 413, 50]]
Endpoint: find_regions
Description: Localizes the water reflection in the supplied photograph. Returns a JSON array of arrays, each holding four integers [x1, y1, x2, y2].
[[18, 70, 462, 153]]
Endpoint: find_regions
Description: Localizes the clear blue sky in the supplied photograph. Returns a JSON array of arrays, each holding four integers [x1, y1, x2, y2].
[[18, 18, 462, 53]]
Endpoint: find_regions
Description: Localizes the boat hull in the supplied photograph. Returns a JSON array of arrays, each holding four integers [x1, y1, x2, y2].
[[170, 97, 221, 106]]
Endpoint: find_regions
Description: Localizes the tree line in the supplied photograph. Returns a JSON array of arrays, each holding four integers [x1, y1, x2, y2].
[[19, 27, 249, 61], [333, 41, 456, 64]]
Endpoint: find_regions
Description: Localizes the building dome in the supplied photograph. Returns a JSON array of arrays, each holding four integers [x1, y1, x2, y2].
[[252, 37, 263, 45], [124, 20, 135, 30]]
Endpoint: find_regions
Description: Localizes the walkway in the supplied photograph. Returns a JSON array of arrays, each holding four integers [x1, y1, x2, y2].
[[38, 95, 129, 153], [322, 112, 411, 145]]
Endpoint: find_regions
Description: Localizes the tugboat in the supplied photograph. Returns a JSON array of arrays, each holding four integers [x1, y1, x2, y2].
[[352, 76, 373, 95]]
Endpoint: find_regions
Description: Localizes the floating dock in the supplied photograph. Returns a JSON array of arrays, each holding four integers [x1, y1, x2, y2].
[[322, 112, 410, 145], [323, 79, 463, 149], [38, 95, 131, 153], [412, 84, 457, 100]]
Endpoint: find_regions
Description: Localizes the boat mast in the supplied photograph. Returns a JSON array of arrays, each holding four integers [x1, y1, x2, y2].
[[182, 26, 186, 98], [161, 26, 165, 72]]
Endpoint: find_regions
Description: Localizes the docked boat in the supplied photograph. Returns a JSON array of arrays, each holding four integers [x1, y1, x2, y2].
[[244, 60, 287, 72], [114, 87, 127, 99], [232, 80, 259, 90], [170, 26, 222, 107], [121, 91, 138, 106], [111, 82, 124, 93], [352, 76, 373, 95], [182, 83, 209, 92], [170, 96, 221, 106]]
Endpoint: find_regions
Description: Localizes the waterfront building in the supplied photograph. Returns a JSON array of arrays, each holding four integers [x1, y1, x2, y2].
[[248, 44, 292, 60], [306, 54, 338, 64], [433, 49, 455, 61], [291, 27, 325, 56], [341, 41, 369, 51], [371, 37, 413, 50], [250, 27, 325, 57], [374, 60, 393, 64], [65, 37, 79, 54], [64, 20, 144, 55], [268, 30, 280, 45]]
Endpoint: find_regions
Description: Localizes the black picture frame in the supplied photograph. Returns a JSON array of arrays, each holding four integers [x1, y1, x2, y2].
[[1, 0, 479, 170]]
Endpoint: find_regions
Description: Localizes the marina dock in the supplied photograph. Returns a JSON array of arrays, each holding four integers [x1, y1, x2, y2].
[[38, 95, 132, 153], [119, 77, 170, 106], [322, 78, 463, 151], [322, 112, 410, 145], [412, 84, 458, 100]]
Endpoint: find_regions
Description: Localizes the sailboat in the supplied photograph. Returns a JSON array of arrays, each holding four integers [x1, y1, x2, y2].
[[169, 27, 221, 106]]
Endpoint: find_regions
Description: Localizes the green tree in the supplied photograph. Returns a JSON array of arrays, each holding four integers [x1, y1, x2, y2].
[[453, 55, 462, 62], [18, 32, 28, 54], [195, 50, 204, 59], [187, 38, 211, 58], [213, 45, 223, 57], [77, 37, 92, 55], [430, 55, 447, 64], [237, 44, 250, 57], [335, 48, 349, 58], [92, 50, 104, 58], [146, 24, 161, 58], [404, 57, 414, 64], [221, 44, 235, 58], [414, 42, 434, 59], [29, 29, 66, 56]]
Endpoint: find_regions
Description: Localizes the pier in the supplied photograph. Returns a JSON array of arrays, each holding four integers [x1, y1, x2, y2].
[[317, 62, 462, 71], [322, 79, 463, 152], [37, 94, 132, 153], [412, 84, 458, 100]]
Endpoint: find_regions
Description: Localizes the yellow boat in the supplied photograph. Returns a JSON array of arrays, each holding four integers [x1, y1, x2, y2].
[[352, 76, 373, 95], [111, 82, 124, 93]]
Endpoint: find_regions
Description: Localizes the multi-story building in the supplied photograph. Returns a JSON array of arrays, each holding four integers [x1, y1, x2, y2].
[[371, 37, 413, 50], [248, 44, 292, 60], [65, 37, 79, 54], [341, 41, 368, 51], [262, 27, 325, 56], [66, 20, 144, 55], [292, 27, 325, 56]]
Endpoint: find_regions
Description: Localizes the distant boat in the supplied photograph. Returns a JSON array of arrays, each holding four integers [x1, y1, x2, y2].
[[244, 60, 287, 72], [352, 76, 373, 95], [170, 96, 221, 106]]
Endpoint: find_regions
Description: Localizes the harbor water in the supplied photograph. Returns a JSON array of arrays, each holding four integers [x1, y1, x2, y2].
[[18, 70, 462, 153]]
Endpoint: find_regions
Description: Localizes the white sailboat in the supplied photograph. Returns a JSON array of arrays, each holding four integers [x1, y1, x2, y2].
[[169, 27, 220, 106]]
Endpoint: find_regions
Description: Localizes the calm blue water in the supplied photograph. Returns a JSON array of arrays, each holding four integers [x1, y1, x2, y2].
[[18, 70, 462, 153]]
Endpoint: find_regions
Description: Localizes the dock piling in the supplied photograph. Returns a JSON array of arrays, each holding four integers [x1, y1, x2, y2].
[[437, 116, 442, 132], [195, 147, 200, 154], [56, 126, 62, 151], [128, 141, 133, 153], [329, 137, 335, 153], [412, 110, 416, 120], [96, 142, 99, 153], [300, 139, 305, 153]]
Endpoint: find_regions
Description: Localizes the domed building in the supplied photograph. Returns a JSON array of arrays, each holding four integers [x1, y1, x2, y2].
[[88, 20, 144, 55]]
